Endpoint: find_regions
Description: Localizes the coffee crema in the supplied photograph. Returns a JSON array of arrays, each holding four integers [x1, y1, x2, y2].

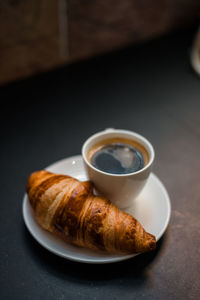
[[87, 138, 149, 175]]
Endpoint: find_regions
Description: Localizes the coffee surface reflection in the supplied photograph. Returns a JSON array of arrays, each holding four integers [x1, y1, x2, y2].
[[87, 138, 149, 175]]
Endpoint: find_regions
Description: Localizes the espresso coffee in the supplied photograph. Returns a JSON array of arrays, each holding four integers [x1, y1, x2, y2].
[[87, 138, 149, 174]]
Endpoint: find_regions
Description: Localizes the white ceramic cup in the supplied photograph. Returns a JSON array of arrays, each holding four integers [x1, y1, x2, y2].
[[82, 128, 155, 209]]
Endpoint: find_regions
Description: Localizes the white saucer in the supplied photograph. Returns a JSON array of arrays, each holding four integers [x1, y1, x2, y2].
[[23, 155, 171, 264]]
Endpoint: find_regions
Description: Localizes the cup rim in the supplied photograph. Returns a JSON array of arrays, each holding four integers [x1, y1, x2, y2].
[[82, 129, 155, 177]]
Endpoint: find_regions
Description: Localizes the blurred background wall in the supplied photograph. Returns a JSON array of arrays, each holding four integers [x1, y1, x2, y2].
[[0, 0, 200, 85]]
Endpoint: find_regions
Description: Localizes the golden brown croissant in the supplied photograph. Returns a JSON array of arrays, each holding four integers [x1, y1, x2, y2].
[[26, 170, 156, 254]]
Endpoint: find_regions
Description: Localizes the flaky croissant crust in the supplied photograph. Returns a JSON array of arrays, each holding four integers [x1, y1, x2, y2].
[[26, 170, 156, 254]]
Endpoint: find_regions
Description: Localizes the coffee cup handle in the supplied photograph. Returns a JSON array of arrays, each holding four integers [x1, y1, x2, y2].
[[104, 128, 115, 132]]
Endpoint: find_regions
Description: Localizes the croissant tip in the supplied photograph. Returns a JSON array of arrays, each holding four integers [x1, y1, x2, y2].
[[146, 234, 156, 252], [26, 170, 49, 192], [149, 239, 156, 251]]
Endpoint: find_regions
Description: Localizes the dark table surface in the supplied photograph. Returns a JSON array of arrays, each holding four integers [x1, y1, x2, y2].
[[1, 26, 200, 300]]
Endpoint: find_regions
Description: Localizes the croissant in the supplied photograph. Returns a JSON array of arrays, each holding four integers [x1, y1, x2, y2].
[[26, 170, 156, 254]]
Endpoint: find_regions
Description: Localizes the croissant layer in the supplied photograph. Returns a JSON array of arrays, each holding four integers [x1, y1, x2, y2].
[[26, 170, 156, 254]]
